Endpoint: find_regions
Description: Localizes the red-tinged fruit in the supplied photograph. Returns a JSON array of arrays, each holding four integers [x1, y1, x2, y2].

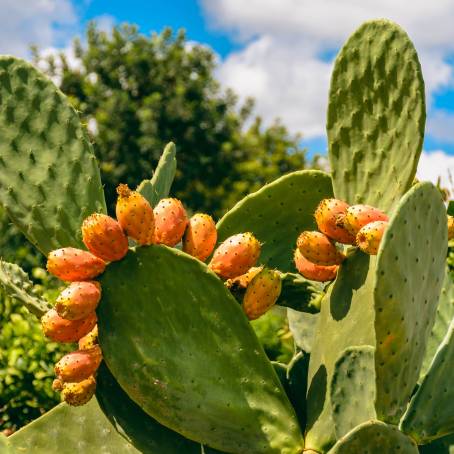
[[209, 232, 261, 280], [62, 375, 96, 406], [448, 215, 454, 240], [78, 325, 98, 350], [183, 213, 217, 261], [41, 309, 97, 343], [315, 198, 356, 244], [338, 204, 388, 236], [55, 345, 102, 383], [356, 220, 388, 255], [47, 248, 106, 281], [82, 213, 129, 262], [52, 379, 63, 391], [243, 268, 282, 320], [297, 231, 345, 266], [294, 249, 338, 282], [55, 281, 101, 321], [116, 184, 155, 245], [225, 266, 264, 290], [154, 198, 188, 246]]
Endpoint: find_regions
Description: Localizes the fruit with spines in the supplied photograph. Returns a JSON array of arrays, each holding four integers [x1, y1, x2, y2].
[[154, 198, 188, 246], [225, 266, 264, 290], [82, 213, 129, 261], [52, 379, 63, 391], [448, 215, 454, 240], [55, 281, 101, 321], [293, 249, 338, 282], [296, 231, 345, 266], [209, 232, 261, 279], [116, 183, 155, 245], [78, 325, 98, 350], [315, 198, 355, 244], [183, 213, 217, 261], [47, 248, 106, 281], [61, 375, 97, 406], [41, 309, 97, 343], [55, 345, 102, 383], [356, 220, 388, 255], [338, 204, 388, 236]]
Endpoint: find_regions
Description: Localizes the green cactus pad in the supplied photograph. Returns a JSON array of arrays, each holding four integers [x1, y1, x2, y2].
[[0, 260, 51, 317], [137, 142, 177, 206], [328, 420, 418, 454], [98, 245, 303, 454], [0, 435, 11, 453], [279, 273, 323, 313], [0, 57, 106, 254], [330, 346, 377, 439], [419, 268, 454, 380], [400, 320, 454, 443], [216, 170, 333, 272], [287, 309, 318, 353], [374, 182, 447, 423], [419, 433, 454, 454], [327, 20, 425, 211]]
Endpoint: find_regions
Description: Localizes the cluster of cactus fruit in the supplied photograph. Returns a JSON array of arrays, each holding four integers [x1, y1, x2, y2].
[[2, 18, 454, 454]]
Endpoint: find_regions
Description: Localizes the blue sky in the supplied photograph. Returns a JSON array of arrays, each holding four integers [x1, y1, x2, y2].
[[0, 0, 453, 186]]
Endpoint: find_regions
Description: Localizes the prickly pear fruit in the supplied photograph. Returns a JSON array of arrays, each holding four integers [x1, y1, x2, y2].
[[225, 266, 264, 290], [78, 325, 98, 350], [356, 220, 388, 255], [209, 232, 261, 279], [183, 213, 217, 261], [294, 249, 338, 282], [243, 268, 282, 320], [52, 379, 63, 391], [154, 198, 188, 246], [338, 204, 388, 236], [55, 346, 102, 383], [297, 231, 345, 266], [82, 213, 129, 262], [448, 215, 454, 240], [55, 281, 101, 321], [61, 375, 96, 406], [315, 198, 355, 244], [116, 184, 155, 245], [41, 309, 97, 343], [47, 248, 106, 281]]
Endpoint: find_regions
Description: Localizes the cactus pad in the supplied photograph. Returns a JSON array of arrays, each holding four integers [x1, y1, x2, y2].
[[98, 245, 303, 454], [217, 170, 333, 271], [287, 310, 318, 353], [327, 20, 425, 211], [0, 57, 106, 254]]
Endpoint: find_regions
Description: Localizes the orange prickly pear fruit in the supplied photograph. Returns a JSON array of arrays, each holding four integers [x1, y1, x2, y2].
[[315, 198, 356, 244], [116, 184, 155, 245], [337, 204, 388, 236], [356, 220, 388, 255], [41, 309, 97, 343], [209, 232, 261, 280], [55, 345, 102, 383], [225, 266, 264, 290], [82, 213, 129, 262], [61, 375, 97, 406], [55, 281, 101, 321], [294, 249, 338, 282], [52, 378, 64, 391], [243, 268, 282, 320], [78, 325, 98, 350], [448, 215, 454, 240], [297, 231, 345, 266], [47, 248, 106, 281], [154, 198, 188, 246], [183, 213, 217, 261]]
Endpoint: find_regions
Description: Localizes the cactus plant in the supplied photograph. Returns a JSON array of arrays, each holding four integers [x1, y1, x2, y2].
[[0, 17, 453, 454]]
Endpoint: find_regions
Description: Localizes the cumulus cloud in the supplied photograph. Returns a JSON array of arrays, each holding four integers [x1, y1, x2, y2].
[[417, 150, 454, 191]]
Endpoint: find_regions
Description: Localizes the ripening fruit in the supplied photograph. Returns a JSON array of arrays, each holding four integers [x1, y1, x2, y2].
[[225, 266, 264, 290], [209, 232, 261, 279], [338, 204, 388, 236], [448, 215, 454, 240], [47, 248, 106, 281], [183, 213, 217, 261], [82, 213, 129, 262], [356, 220, 388, 255], [243, 269, 282, 320], [315, 198, 355, 244], [55, 346, 102, 383], [52, 379, 63, 391], [61, 376, 97, 406], [296, 231, 345, 266], [116, 184, 155, 245], [154, 198, 188, 246], [294, 249, 338, 282], [55, 281, 101, 321], [41, 309, 97, 343], [78, 325, 98, 350]]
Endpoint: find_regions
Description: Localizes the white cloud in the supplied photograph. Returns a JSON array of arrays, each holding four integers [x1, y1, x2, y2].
[[417, 150, 454, 192]]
